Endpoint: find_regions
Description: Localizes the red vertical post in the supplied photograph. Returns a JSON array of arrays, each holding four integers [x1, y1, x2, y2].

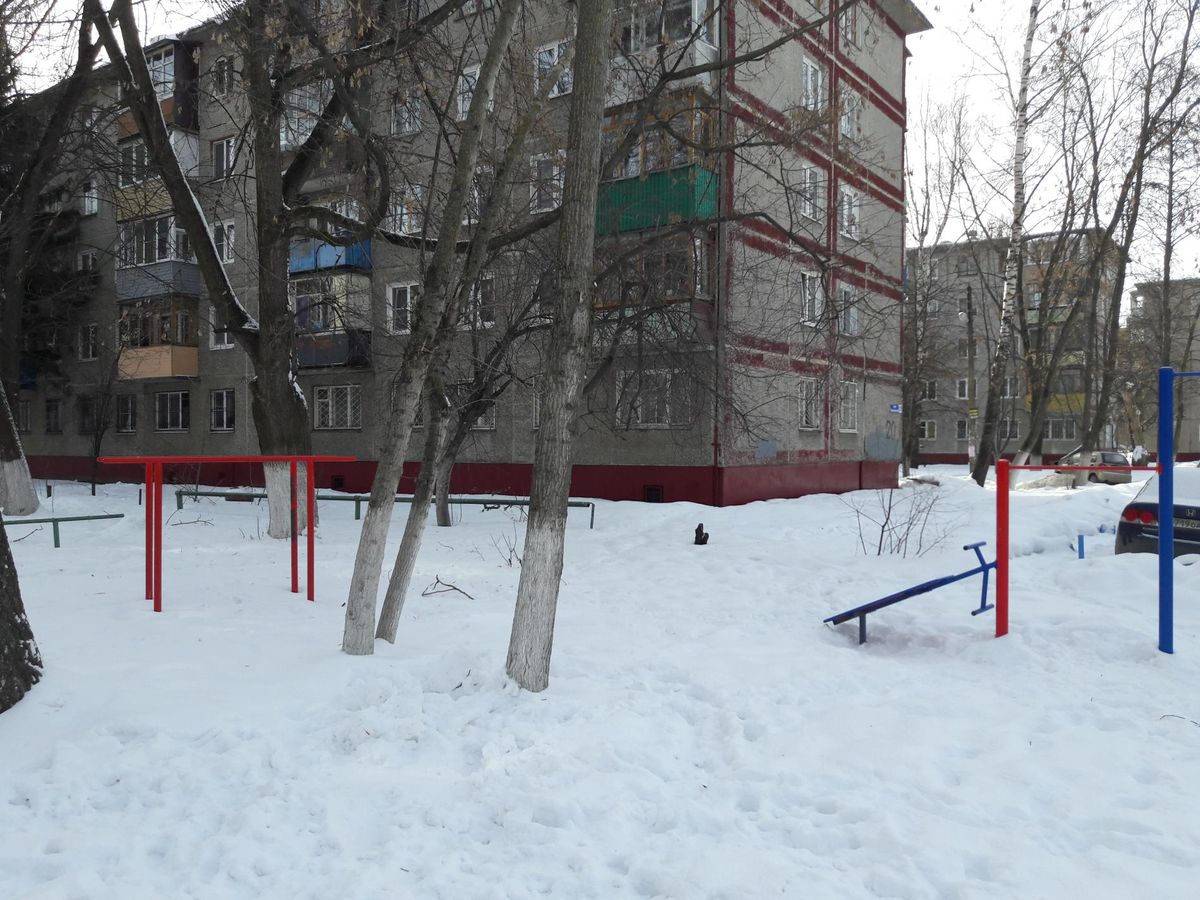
[[144, 462, 153, 601], [153, 462, 163, 612], [290, 459, 299, 594], [306, 459, 315, 602], [996, 458, 1009, 638]]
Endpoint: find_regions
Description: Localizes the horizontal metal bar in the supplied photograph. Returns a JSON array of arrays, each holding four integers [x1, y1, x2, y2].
[[182, 489, 594, 512], [0, 513, 125, 525], [1007, 465, 1156, 472], [100, 455, 355, 464]]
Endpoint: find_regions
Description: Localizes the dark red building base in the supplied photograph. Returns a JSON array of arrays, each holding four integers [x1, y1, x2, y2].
[[27, 456, 899, 506]]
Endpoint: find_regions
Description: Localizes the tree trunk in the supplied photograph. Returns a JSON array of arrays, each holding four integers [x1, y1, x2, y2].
[[341, 0, 522, 655], [374, 412, 447, 643], [506, 0, 614, 692], [970, 1, 1040, 487], [0, 519, 41, 714], [0, 390, 37, 516], [434, 453, 454, 527]]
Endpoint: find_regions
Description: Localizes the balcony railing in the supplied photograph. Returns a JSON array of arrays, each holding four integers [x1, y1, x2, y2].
[[295, 328, 372, 368], [288, 238, 372, 274], [117, 344, 199, 380], [115, 260, 203, 300], [596, 164, 717, 236]]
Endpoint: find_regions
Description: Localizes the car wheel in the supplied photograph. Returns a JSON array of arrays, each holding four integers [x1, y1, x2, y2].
[[1088, 473, 1098, 483]]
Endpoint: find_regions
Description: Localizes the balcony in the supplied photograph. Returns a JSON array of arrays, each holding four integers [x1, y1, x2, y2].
[[117, 345, 199, 380], [296, 329, 372, 368], [595, 164, 717, 236], [116, 260, 203, 301], [288, 238, 372, 274]]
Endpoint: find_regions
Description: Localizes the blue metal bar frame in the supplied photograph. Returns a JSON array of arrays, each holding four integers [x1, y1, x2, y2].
[[1159, 367, 1174, 653]]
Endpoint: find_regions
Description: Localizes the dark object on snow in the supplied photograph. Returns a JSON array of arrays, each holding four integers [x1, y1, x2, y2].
[[694, 523, 709, 545]]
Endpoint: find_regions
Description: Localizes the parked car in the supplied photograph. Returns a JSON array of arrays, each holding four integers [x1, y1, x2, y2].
[[1115, 465, 1200, 557], [1056, 449, 1131, 484]]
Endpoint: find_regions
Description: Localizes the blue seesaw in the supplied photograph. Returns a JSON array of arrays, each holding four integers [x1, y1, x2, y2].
[[824, 542, 996, 644]]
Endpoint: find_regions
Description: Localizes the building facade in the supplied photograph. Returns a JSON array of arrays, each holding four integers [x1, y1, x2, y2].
[[905, 229, 1123, 465], [12, 0, 930, 503]]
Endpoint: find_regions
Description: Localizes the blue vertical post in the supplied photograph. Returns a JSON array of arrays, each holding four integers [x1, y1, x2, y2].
[[1077, 535, 1085, 560], [1158, 367, 1174, 654]]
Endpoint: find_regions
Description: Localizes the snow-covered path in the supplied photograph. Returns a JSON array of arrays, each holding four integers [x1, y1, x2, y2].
[[3, 469, 1199, 898]]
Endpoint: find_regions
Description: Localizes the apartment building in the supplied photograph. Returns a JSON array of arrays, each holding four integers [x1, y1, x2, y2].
[[12, 0, 931, 504], [905, 229, 1123, 464]]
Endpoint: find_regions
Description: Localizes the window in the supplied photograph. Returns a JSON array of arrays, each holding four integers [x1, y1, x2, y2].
[[955, 257, 970, 277], [116, 395, 137, 433], [119, 140, 149, 186], [147, 47, 174, 98], [386, 185, 425, 235], [999, 418, 1020, 440], [801, 58, 825, 111], [17, 400, 31, 433], [1042, 417, 1077, 442], [213, 221, 235, 263], [800, 271, 823, 323], [155, 391, 190, 431], [292, 277, 337, 333], [1056, 370, 1083, 394], [212, 56, 232, 96], [1002, 375, 1019, 399], [79, 178, 99, 215], [280, 81, 331, 148], [919, 380, 937, 401], [838, 381, 859, 433], [620, 0, 707, 52], [77, 250, 98, 272], [918, 420, 936, 441], [45, 399, 63, 434], [465, 276, 496, 329], [388, 282, 417, 333], [458, 65, 479, 119], [391, 89, 422, 135], [618, 369, 689, 428], [463, 166, 493, 225], [839, 285, 859, 335], [956, 419, 969, 441], [956, 378, 973, 400], [314, 384, 362, 429], [839, 3, 860, 46], [798, 378, 821, 430], [470, 400, 497, 430], [839, 90, 861, 141], [958, 337, 971, 359], [212, 137, 236, 180], [536, 40, 572, 97], [800, 165, 825, 221], [118, 215, 192, 267], [78, 397, 98, 434], [838, 187, 860, 239], [530, 152, 565, 213], [78, 324, 98, 361], [210, 388, 235, 431]]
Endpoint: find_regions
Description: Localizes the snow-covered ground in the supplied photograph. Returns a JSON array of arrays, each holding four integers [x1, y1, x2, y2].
[[3, 467, 1200, 899]]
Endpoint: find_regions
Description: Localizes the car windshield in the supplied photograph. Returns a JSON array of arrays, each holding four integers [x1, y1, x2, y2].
[[1102, 452, 1127, 465], [1134, 465, 1200, 506]]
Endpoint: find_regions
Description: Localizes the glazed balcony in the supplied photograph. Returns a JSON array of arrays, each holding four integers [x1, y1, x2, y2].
[[296, 328, 372, 369]]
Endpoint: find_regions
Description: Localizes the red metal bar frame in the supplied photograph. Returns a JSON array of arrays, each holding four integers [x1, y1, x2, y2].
[[99, 455, 354, 612], [306, 460, 316, 602], [289, 460, 299, 594], [995, 461, 1157, 639]]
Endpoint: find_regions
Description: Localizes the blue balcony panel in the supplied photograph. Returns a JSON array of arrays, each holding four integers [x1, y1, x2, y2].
[[288, 238, 372, 274]]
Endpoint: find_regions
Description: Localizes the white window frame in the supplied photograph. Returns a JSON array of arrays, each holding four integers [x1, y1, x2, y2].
[[999, 418, 1020, 440], [839, 3, 860, 47], [536, 40, 573, 98], [78, 323, 98, 361], [457, 65, 480, 119], [839, 89, 861, 141], [798, 377, 821, 431], [956, 419, 969, 441], [800, 164, 825, 221], [920, 380, 937, 401], [529, 151, 566, 213], [464, 275, 497, 329], [314, 384, 362, 430], [77, 250, 98, 272], [838, 380, 859, 433], [956, 378, 970, 400], [147, 47, 174, 99], [119, 140, 149, 187], [618, 368, 685, 429], [154, 390, 190, 432], [386, 185, 425, 235], [209, 307, 235, 350], [1002, 375, 1019, 399], [210, 388, 235, 432], [212, 56, 233, 97], [391, 89, 422, 135], [212, 137, 236, 180], [471, 400, 498, 431], [118, 215, 193, 268], [838, 187, 861, 240], [801, 58, 825, 111], [839, 285, 859, 335], [799, 271, 824, 324], [79, 177, 99, 215], [213, 221, 235, 263], [387, 282, 418, 334], [918, 420, 936, 441], [116, 396, 137, 433]]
